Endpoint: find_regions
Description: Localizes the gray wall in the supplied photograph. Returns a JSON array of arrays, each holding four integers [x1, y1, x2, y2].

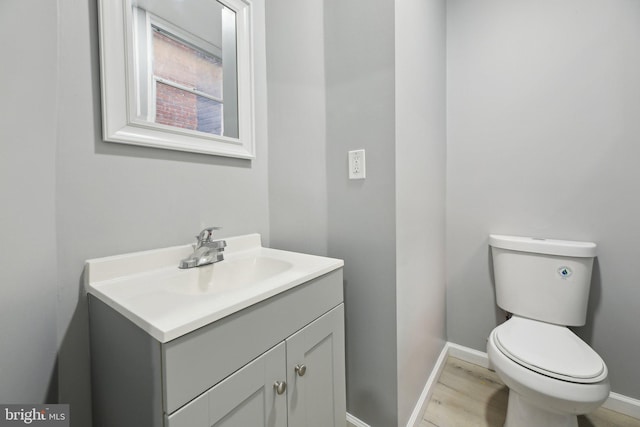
[[324, 0, 399, 425], [266, 0, 328, 256], [1, 1, 269, 426], [266, 0, 400, 423], [0, 0, 59, 405], [447, 0, 640, 400], [395, 0, 447, 425], [255, 0, 449, 425]]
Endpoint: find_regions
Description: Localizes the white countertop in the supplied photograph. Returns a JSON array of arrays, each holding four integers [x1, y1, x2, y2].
[[85, 234, 343, 342]]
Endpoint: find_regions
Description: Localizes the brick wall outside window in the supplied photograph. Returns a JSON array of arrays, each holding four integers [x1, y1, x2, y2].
[[153, 31, 223, 135]]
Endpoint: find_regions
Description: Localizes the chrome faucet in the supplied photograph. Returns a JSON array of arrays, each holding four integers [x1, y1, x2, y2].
[[179, 227, 227, 269]]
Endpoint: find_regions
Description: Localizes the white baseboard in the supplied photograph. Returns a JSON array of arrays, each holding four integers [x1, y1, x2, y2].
[[346, 412, 371, 427], [405, 344, 449, 427], [446, 342, 491, 369], [346, 344, 451, 427], [602, 392, 640, 420]]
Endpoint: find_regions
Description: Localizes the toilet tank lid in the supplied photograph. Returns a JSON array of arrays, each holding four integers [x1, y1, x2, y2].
[[489, 234, 597, 258]]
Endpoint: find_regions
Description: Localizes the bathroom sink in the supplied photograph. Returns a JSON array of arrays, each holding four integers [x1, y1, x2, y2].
[[165, 256, 293, 295], [85, 234, 343, 342]]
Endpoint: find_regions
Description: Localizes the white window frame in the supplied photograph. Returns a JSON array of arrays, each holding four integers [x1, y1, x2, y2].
[[98, 0, 255, 159]]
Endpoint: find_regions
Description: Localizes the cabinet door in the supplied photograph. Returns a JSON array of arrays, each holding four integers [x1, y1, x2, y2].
[[209, 341, 288, 427], [286, 304, 346, 427], [167, 342, 288, 427]]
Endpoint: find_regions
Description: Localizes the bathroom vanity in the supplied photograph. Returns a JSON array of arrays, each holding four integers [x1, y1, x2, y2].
[[86, 234, 345, 427]]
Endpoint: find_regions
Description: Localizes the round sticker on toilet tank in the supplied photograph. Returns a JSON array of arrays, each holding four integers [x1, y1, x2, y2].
[[558, 266, 572, 279]]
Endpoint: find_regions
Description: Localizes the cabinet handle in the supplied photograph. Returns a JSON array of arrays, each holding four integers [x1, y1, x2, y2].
[[273, 381, 287, 395], [295, 364, 307, 377]]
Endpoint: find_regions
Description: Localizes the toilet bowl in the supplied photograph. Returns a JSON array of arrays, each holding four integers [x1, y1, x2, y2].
[[487, 235, 610, 427], [487, 317, 609, 427]]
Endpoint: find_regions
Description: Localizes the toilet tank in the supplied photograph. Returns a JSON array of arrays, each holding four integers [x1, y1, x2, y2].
[[489, 234, 597, 326]]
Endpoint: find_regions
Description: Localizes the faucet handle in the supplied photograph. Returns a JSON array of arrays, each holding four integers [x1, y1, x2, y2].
[[196, 227, 222, 244]]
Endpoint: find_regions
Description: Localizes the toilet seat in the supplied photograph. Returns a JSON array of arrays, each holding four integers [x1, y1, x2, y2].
[[494, 317, 607, 384]]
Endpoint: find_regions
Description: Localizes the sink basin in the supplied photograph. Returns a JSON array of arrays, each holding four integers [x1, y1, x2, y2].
[[166, 256, 293, 295], [85, 234, 343, 342]]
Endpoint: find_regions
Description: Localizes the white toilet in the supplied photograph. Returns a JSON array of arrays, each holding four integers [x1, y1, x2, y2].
[[487, 234, 610, 427]]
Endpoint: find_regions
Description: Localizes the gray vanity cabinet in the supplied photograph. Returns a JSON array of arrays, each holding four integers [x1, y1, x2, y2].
[[89, 268, 345, 427], [167, 305, 345, 427]]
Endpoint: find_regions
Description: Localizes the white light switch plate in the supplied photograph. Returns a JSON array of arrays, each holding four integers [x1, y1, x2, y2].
[[348, 149, 366, 180]]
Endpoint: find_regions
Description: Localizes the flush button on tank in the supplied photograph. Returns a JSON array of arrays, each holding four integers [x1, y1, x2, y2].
[[558, 266, 572, 279]]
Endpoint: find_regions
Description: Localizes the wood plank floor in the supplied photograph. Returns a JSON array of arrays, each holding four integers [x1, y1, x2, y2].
[[421, 357, 640, 427], [347, 356, 640, 427]]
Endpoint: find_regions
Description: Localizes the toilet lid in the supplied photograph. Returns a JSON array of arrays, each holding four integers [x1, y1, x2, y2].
[[494, 317, 607, 383]]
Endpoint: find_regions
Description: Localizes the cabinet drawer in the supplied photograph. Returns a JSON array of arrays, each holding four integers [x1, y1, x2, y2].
[[162, 268, 343, 413]]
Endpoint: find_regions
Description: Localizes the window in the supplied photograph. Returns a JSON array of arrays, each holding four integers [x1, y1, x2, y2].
[[152, 28, 224, 135], [132, 6, 238, 138]]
